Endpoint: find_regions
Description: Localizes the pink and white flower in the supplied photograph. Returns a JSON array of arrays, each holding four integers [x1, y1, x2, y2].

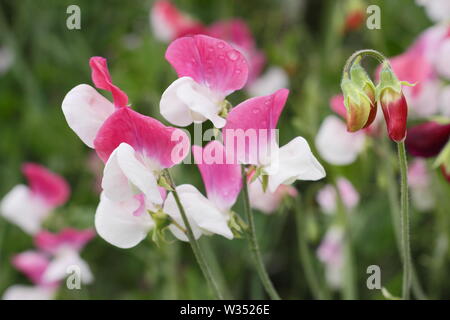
[[0, 163, 70, 234], [150, 0, 205, 42], [408, 159, 435, 211], [163, 141, 239, 241], [223, 89, 326, 192], [315, 115, 366, 166], [2, 251, 58, 300], [160, 35, 249, 128], [248, 179, 298, 214], [34, 228, 95, 285], [317, 226, 344, 289], [316, 178, 360, 214]]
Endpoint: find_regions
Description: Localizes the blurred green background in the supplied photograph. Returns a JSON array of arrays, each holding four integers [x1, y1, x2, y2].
[[1, 0, 448, 299]]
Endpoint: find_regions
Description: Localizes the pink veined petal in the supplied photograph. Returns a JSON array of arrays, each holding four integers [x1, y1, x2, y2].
[[22, 163, 70, 208], [12, 251, 51, 286], [223, 89, 289, 164], [94, 107, 190, 167], [192, 141, 242, 211], [34, 228, 95, 254], [165, 34, 249, 96], [89, 56, 129, 107]]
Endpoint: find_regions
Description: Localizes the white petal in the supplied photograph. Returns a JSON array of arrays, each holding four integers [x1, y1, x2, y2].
[[164, 184, 233, 241], [102, 143, 162, 206], [435, 39, 450, 80], [160, 77, 226, 128], [266, 137, 326, 192], [43, 249, 93, 284], [95, 193, 154, 249], [315, 115, 366, 166], [61, 84, 115, 148], [0, 185, 50, 234], [247, 67, 289, 97], [2, 285, 55, 300]]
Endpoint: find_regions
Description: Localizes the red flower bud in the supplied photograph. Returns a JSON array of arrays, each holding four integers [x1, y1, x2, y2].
[[405, 121, 450, 158]]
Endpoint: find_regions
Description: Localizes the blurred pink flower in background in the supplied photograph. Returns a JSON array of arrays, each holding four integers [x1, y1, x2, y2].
[[3, 251, 58, 300], [316, 177, 359, 214], [416, 0, 450, 23], [408, 159, 435, 211], [317, 226, 344, 289], [248, 179, 297, 214], [0, 163, 70, 234]]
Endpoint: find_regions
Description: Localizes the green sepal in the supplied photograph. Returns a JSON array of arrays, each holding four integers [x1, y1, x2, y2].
[[157, 173, 174, 191], [228, 211, 248, 238]]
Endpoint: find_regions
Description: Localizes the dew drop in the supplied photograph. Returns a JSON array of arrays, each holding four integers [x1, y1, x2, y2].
[[252, 108, 260, 114], [219, 55, 225, 60], [235, 69, 241, 74], [217, 42, 225, 49], [227, 50, 239, 61]]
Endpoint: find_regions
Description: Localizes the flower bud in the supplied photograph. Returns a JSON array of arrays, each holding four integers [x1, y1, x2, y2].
[[405, 121, 450, 158], [341, 75, 373, 132], [377, 63, 408, 142], [350, 60, 377, 128]]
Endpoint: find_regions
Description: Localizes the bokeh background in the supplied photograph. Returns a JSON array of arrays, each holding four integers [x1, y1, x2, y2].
[[0, 0, 448, 299]]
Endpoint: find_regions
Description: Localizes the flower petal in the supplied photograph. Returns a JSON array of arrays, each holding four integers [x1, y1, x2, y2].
[[223, 88, 289, 164], [266, 137, 326, 192], [94, 107, 190, 167], [61, 84, 115, 148], [164, 184, 233, 241], [165, 34, 248, 96], [95, 193, 154, 249], [102, 143, 163, 206], [2, 285, 55, 300], [22, 163, 70, 208], [248, 179, 297, 214], [160, 77, 226, 128], [192, 141, 242, 210], [247, 67, 289, 97], [34, 228, 95, 255], [12, 251, 51, 286], [42, 249, 93, 284], [89, 57, 128, 107], [315, 115, 366, 165], [0, 185, 49, 234]]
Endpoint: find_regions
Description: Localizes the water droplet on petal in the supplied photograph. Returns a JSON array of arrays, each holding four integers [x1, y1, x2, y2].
[[217, 42, 225, 49], [235, 69, 241, 74], [227, 50, 239, 61], [219, 55, 225, 60], [252, 108, 260, 114]]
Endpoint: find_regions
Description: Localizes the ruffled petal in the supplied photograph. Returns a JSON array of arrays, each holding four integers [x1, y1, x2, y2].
[[95, 193, 154, 249], [266, 137, 326, 192], [165, 34, 248, 96], [315, 116, 366, 165], [160, 77, 226, 128], [89, 57, 128, 107], [35, 228, 95, 255], [94, 107, 190, 167], [192, 141, 242, 210], [163, 184, 233, 241], [12, 251, 51, 286]]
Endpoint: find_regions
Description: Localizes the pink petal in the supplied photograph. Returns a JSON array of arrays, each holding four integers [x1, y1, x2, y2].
[[89, 57, 129, 107], [34, 228, 95, 254], [165, 34, 248, 96], [22, 163, 70, 208], [12, 251, 51, 286], [330, 94, 346, 119], [223, 89, 289, 164], [94, 107, 190, 167], [192, 141, 242, 210]]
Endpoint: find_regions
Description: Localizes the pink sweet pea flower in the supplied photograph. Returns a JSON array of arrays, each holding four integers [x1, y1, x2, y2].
[[248, 179, 298, 214], [316, 178, 359, 214], [150, 0, 205, 42], [34, 228, 95, 285], [163, 141, 238, 241], [315, 115, 366, 166], [317, 226, 344, 289], [2, 251, 58, 300], [160, 35, 249, 128], [0, 163, 70, 234], [223, 89, 325, 192], [62, 57, 190, 248]]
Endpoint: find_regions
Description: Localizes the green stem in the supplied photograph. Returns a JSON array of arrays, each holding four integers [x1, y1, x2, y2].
[[164, 169, 224, 300], [241, 166, 281, 300], [397, 141, 411, 299], [342, 49, 388, 78], [295, 197, 330, 299]]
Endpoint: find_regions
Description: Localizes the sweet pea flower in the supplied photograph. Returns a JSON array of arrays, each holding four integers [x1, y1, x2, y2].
[[416, 0, 450, 23], [248, 178, 298, 214], [315, 115, 366, 166], [316, 178, 360, 214], [247, 67, 290, 97], [405, 121, 450, 158], [0, 163, 70, 235], [408, 159, 435, 211], [62, 56, 190, 248], [160, 34, 249, 128], [317, 226, 344, 289], [223, 89, 325, 192], [150, 0, 205, 42], [162, 141, 237, 241], [2, 251, 58, 300], [34, 228, 95, 285]]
